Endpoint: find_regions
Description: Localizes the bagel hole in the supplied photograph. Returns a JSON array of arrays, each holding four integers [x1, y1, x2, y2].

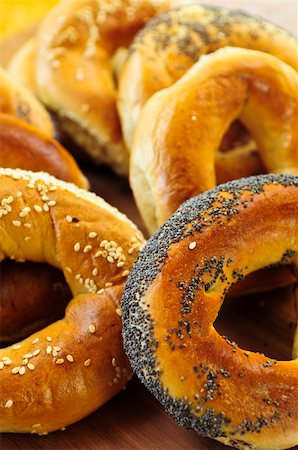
[[0, 260, 72, 347], [219, 121, 252, 153], [214, 266, 297, 361]]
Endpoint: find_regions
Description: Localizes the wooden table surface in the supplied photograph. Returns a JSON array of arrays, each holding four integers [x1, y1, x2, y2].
[[0, 1, 297, 449]]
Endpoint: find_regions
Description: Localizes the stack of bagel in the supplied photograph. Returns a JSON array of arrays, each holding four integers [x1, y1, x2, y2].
[[0, 1, 297, 449]]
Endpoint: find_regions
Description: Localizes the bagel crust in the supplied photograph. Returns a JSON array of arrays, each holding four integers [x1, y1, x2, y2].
[[0, 67, 54, 137], [0, 168, 144, 433], [122, 174, 298, 450], [34, 0, 181, 175], [118, 3, 297, 149], [130, 47, 298, 233], [0, 114, 89, 189]]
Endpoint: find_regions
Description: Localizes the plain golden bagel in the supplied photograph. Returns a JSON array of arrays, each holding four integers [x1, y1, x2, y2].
[[33, 0, 182, 176], [122, 174, 298, 450], [0, 66, 54, 137], [0, 168, 145, 433], [130, 47, 298, 233], [0, 114, 89, 189], [118, 3, 298, 149]]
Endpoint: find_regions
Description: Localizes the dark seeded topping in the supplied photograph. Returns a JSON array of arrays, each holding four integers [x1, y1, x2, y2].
[[122, 174, 298, 439]]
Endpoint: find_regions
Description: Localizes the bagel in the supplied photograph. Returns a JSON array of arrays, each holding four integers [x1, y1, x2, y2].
[[0, 168, 145, 433], [0, 66, 54, 137], [31, 0, 181, 175], [122, 174, 298, 450], [0, 114, 88, 189], [118, 3, 298, 149], [130, 47, 298, 233], [7, 39, 37, 94]]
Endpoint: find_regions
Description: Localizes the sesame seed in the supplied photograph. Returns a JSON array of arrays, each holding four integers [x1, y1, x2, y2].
[[32, 349, 40, 356], [12, 220, 21, 227], [97, 288, 105, 294], [54, 346, 61, 352], [5, 400, 13, 408], [83, 245, 92, 253], [116, 308, 122, 316], [95, 251, 102, 258], [122, 270, 129, 277], [32, 338, 39, 344], [128, 248, 134, 255], [107, 256, 114, 263], [32, 424, 41, 428], [34, 205, 42, 212], [43, 204, 49, 212], [66, 215, 72, 223], [56, 359, 64, 365], [12, 344, 21, 350], [76, 68, 85, 81], [24, 223, 32, 228], [74, 242, 80, 252], [189, 241, 197, 250], [46, 336, 52, 342], [105, 282, 113, 287], [117, 262, 125, 268], [0, 362, 4, 369], [100, 240, 108, 247], [113, 377, 119, 384], [112, 358, 116, 367], [27, 363, 35, 371], [66, 355, 74, 362], [3, 359, 12, 366], [16, 191, 22, 198], [22, 359, 29, 365], [61, 427, 66, 431], [89, 232, 97, 239], [19, 207, 31, 217], [84, 359, 91, 367], [48, 200, 56, 206], [23, 353, 33, 359], [66, 267, 72, 273], [92, 268, 98, 276], [191, 115, 197, 121], [89, 324, 96, 334], [19, 366, 26, 375], [46, 346, 52, 355], [11, 367, 20, 374], [24, 236, 31, 241]]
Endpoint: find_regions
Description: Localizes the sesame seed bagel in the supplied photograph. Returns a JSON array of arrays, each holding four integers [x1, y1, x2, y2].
[[0, 66, 54, 137], [0, 168, 145, 433], [118, 3, 297, 149], [33, 0, 181, 176], [0, 114, 88, 189], [122, 174, 298, 450], [130, 47, 298, 233]]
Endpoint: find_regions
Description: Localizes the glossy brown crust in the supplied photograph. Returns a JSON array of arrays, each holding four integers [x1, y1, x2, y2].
[[33, 0, 181, 175], [0, 114, 89, 189], [0, 168, 145, 433], [0, 66, 53, 137], [0, 261, 71, 343], [118, 3, 298, 148], [122, 174, 298, 450], [130, 47, 298, 233]]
